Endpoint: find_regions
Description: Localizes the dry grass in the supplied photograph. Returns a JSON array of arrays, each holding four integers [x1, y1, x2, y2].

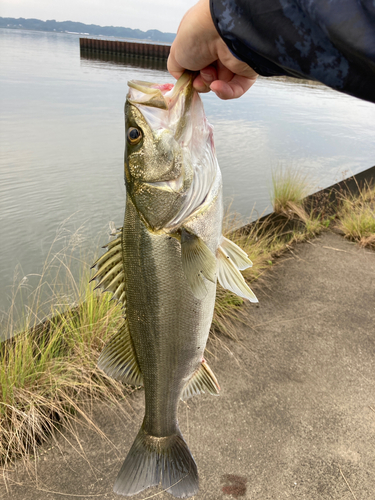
[[336, 183, 375, 248], [0, 228, 130, 468]]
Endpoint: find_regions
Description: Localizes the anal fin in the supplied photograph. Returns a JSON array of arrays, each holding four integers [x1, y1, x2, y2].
[[181, 359, 220, 401], [97, 321, 143, 386]]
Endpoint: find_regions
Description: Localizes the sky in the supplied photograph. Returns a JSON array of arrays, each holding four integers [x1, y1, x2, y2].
[[0, 0, 198, 33]]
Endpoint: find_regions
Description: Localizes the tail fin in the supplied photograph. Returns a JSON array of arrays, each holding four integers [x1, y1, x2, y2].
[[113, 425, 198, 498]]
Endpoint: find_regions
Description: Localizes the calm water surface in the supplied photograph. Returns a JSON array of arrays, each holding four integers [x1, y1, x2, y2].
[[1, 29, 374, 323]]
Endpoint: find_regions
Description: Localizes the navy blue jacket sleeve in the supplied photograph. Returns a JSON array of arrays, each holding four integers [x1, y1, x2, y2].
[[210, 0, 375, 103]]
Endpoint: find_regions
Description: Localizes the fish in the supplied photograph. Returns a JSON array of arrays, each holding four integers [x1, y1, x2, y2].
[[91, 71, 258, 498]]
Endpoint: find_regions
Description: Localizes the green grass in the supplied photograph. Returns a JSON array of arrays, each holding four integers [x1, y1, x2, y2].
[[0, 282, 129, 467]]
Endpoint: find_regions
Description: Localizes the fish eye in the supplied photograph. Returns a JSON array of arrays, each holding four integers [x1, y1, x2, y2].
[[127, 127, 142, 145]]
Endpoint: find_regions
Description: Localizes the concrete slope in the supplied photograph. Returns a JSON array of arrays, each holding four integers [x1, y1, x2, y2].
[[3, 231, 375, 500]]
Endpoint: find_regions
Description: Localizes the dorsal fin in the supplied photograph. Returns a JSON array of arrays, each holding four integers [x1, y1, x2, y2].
[[90, 229, 126, 307], [181, 359, 220, 401], [97, 321, 143, 386]]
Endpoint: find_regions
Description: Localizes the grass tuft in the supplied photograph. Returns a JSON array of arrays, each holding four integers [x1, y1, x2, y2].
[[271, 168, 312, 214], [336, 183, 375, 248], [0, 283, 129, 468]]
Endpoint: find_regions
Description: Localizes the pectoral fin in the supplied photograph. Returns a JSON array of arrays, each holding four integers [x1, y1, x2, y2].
[[217, 245, 258, 303], [180, 228, 216, 300], [181, 359, 220, 401], [97, 321, 143, 386]]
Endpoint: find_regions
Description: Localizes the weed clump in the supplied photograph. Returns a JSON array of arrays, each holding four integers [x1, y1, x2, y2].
[[271, 168, 312, 214], [336, 183, 375, 248]]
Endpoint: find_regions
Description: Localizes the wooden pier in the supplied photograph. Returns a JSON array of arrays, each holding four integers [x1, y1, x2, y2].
[[79, 38, 171, 60]]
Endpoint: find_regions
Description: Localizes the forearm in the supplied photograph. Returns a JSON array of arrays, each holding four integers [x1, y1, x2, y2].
[[210, 0, 375, 103]]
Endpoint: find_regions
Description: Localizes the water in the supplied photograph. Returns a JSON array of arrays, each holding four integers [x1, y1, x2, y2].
[[1, 28, 374, 321]]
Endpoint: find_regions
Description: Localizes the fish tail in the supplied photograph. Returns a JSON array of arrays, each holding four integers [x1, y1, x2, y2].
[[113, 425, 198, 498]]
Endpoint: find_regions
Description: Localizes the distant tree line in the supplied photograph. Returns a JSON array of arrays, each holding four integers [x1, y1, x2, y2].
[[0, 17, 176, 43]]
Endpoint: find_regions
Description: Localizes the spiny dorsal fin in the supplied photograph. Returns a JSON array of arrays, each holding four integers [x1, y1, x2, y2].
[[181, 359, 220, 401], [97, 321, 143, 386], [180, 228, 216, 300], [217, 246, 258, 303], [221, 236, 253, 270], [90, 229, 126, 307]]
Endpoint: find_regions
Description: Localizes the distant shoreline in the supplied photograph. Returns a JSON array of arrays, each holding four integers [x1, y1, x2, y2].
[[0, 16, 176, 43], [0, 27, 172, 46]]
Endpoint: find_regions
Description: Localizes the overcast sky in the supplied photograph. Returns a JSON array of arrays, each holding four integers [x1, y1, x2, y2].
[[0, 0, 198, 33]]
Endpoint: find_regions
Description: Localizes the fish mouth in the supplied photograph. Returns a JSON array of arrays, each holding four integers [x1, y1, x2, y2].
[[127, 72, 195, 118]]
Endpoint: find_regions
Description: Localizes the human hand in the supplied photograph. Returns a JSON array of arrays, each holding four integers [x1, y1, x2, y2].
[[167, 0, 258, 100]]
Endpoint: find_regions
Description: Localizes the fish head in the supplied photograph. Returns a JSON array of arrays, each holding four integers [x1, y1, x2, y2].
[[124, 72, 220, 231]]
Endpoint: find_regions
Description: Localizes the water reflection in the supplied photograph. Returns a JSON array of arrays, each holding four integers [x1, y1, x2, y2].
[[80, 49, 168, 71]]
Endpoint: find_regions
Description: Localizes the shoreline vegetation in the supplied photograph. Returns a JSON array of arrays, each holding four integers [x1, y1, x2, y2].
[[0, 17, 176, 43], [1, 170, 374, 471]]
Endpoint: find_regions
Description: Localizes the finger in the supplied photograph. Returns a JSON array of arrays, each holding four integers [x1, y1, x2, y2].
[[193, 65, 218, 92], [215, 60, 235, 83], [210, 74, 257, 99], [210, 61, 251, 98], [193, 74, 211, 93], [216, 42, 258, 81], [200, 65, 218, 83], [167, 46, 185, 80]]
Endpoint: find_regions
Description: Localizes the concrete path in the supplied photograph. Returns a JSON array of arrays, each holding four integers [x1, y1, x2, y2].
[[2, 231, 375, 500]]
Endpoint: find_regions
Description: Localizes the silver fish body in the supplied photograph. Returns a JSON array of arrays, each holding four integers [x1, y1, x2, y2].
[[123, 191, 221, 438], [91, 73, 257, 498]]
